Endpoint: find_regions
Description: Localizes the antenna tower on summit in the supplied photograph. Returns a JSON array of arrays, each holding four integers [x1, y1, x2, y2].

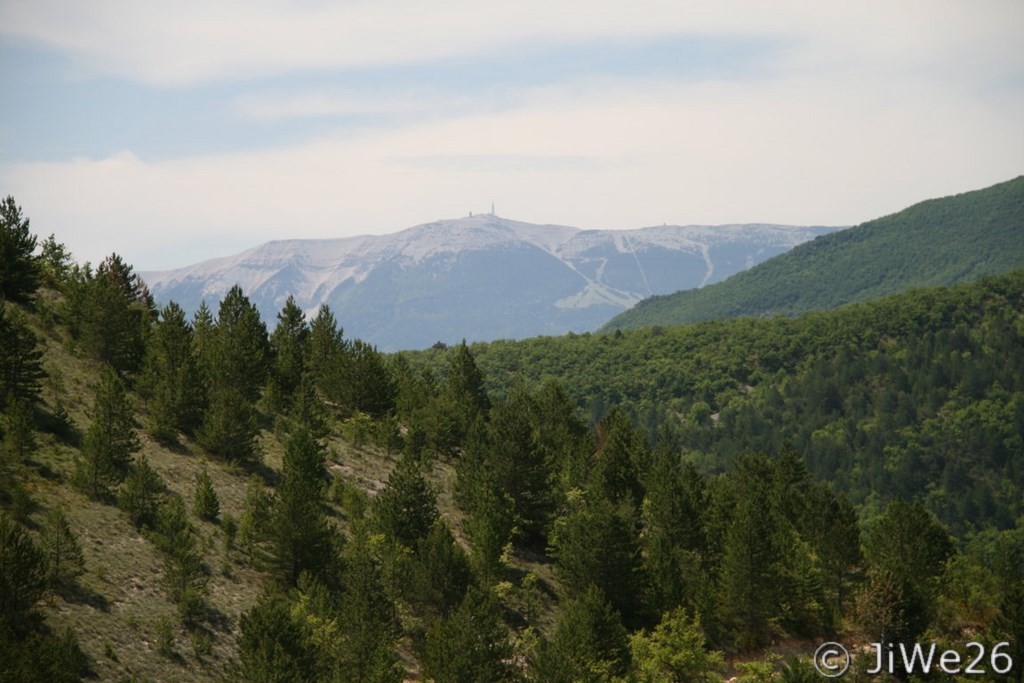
[[491, 202, 495, 216]]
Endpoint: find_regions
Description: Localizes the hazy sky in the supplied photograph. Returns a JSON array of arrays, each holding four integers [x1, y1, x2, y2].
[[1, 1, 1022, 270]]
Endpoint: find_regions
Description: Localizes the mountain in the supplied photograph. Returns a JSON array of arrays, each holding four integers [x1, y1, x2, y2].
[[141, 215, 838, 350], [604, 176, 1024, 331]]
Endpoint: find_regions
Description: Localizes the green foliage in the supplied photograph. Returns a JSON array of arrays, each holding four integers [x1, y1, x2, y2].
[[192, 467, 220, 522], [628, 608, 724, 682], [0, 195, 40, 304], [606, 175, 1024, 330], [65, 254, 153, 373], [2, 394, 36, 464], [335, 534, 403, 683], [238, 592, 322, 682], [39, 509, 85, 589], [118, 454, 165, 529], [38, 234, 73, 287], [141, 302, 206, 441], [0, 301, 44, 404], [548, 489, 644, 626], [423, 585, 517, 683], [269, 429, 337, 587], [372, 451, 439, 550], [531, 584, 629, 683], [267, 295, 308, 413], [155, 495, 208, 623], [75, 366, 140, 500], [0, 513, 46, 630]]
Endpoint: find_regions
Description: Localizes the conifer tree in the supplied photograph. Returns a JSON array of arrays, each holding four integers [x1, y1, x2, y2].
[[2, 394, 36, 464], [0, 195, 40, 304], [549, 489, 644, 626], [142, 302, 205, 440], [192, 467, 220, 522], [442, 341, 490, 441], [423, 585, 516, 683], [67, 254, 152, 372], [39, 509, 85, 589], [238, 592, 322, 681], [411, 521, 472, 616], [268, 295, 308, 413], [718, 454, 783, 649], [198, 386, 259, 462], [532, 584, 629, 683], [336, 532, 403, 683], [590, 408, 647, 510], [642, 436, 708, 615], [209, 284, 268, 402], [155, 495, 208, 622], [239, 474, 272, 565], [373, 451, 439, 550], [76, 367, 140, 500], [269, 428, 336, 587], [304, 303, 344, 386], [0, 513, 46, 630], [0, 302, 44, 404], [118, 454, 165, 529]]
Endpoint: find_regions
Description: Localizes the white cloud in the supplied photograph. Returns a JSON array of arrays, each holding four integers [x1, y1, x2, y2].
[[4, 71, 1021, 270], [2, 0, 1021, 86]]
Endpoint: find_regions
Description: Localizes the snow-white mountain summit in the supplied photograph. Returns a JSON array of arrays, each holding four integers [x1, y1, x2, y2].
[[141, 215, 841, 350]]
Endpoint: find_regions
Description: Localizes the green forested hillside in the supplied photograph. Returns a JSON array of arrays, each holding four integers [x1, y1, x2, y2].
[[604, 175, 1024, 330], [406, 270, 1024, 532], [3, 196, 1024, 682]]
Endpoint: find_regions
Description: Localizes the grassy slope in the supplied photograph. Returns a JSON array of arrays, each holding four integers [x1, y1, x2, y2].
[[604, 175, 1024, 330], [17, 302, 426, 681]]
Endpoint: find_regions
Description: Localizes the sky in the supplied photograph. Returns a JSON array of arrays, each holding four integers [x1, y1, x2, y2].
[[1, 1, 1022, 271]]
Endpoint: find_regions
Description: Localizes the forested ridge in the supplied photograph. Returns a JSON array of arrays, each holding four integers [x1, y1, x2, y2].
[[605, 175, 1024, 330], [2, 195, 1023, 682]]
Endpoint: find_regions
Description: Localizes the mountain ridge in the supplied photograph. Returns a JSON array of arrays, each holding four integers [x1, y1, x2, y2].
[[142, 215, 839, 350]]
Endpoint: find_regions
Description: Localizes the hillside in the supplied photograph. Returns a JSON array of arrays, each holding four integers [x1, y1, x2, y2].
[[3, 200, 1023, 682], [140, 216, 838, 351], [604, 175, 1024, 330], [405, 270, 1024, 532]]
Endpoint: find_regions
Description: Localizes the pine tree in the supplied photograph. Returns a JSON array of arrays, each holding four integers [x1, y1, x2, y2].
[[142, 302, 205, 440], [118, 454, 165, 529], [2, 394, 36, 464], [718, 454, 783, 649], [0, 195, 40, 304], [335, 532, 403, 683], [198, 386, 259, 462], [68, 254, 152, 373], [38, 234, 73, 287], [76, 367, 140, 500], [642, 437, 708, 616], [862, 499, 953, 643], [549, 489, 644, 626], [269, 428, 337, 587], [239, 474, 272, 565], [410, 521, 472, 616], [304, 303, 344, 387], [532, 584, 629, 683], [0, 513, 47, 630], [442, 341, 490, 442], [209, 284, 268, 402], [0, 301, 44, 403], [373, 451, 439, 550], [39, 509, 85, 589], [590, 408, 648, 510], [268, 295, 308, 413], [237, 592, 322, 682], [423, 585, 516, 683], [155, 496, 208, 623], [192, 467, 220, 522]]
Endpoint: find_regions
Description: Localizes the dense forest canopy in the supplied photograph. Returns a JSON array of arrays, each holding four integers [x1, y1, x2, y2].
[[2, 194, 1023, 681]]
